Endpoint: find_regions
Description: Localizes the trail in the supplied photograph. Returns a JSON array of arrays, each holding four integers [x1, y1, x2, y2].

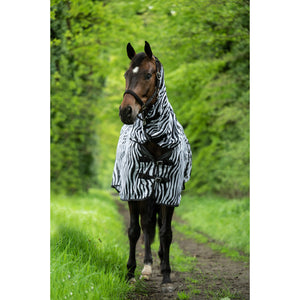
[[116, 199, 249, 300]]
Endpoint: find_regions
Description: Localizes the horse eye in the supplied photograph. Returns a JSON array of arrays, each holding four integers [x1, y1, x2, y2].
[[145, 73, 152, 80]]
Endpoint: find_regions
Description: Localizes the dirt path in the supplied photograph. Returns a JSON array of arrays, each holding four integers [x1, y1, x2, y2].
[[116, 199, 249, 300]]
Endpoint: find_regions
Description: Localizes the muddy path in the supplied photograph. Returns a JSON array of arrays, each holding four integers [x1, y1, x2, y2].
[[116, 199, 249, 300]]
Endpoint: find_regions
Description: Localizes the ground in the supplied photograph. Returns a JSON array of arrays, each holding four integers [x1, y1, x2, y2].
[[116, 200, 249, 300]]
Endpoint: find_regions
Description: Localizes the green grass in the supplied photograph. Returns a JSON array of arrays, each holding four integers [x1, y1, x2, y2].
[[176, 194, 249, 258], [170, 242, 197, 272], [177, 291, 190, 299], [51, 189, 131, 300], [50, 191, 249, 298]]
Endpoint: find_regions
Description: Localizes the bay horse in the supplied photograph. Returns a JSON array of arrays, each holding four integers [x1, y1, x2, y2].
[[112, 41, 192, 291]]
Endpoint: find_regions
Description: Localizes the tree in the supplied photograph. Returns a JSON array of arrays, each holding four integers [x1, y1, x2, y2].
[[51, 0, 105, 193], [50, 0, 249, 198]]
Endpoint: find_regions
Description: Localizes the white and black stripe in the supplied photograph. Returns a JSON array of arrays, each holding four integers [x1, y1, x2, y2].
[[112, 63, 192, 207]]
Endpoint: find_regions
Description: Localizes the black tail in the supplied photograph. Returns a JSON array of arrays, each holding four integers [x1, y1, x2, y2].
[[149, 205, 157, 244], [140, 196, 158, 244], [148, 197, 157, 244]]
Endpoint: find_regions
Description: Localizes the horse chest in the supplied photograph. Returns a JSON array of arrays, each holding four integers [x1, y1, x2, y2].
[[144, 141, 169, 161]]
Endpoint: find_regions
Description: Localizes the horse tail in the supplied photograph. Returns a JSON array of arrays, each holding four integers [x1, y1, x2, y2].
[[148, 196, 157, 245]]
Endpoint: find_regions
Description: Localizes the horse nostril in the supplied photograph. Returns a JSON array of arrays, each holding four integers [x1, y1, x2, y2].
[[126, 106, 132, 117], [119, 105, 134, 124]]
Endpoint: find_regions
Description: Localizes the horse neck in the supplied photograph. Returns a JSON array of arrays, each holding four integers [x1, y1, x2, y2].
[[143, 95, 170, 160]]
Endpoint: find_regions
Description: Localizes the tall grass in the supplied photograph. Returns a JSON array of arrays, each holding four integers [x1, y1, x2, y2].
[[176, 194, 250, 256], [51, 189, 131, 299]]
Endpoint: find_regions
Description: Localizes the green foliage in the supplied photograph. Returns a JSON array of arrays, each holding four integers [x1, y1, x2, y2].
[[51, 0, 106, 194], [163, 0, 249, 197], [177, 291, 190, 300], [51, 0, 249, 197], [51, 189, 131, 299], [177, 194, 250, 255]]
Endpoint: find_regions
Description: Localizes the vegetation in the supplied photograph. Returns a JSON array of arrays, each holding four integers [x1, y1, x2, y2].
[[176, 194, 250, 256], [50, 0, 249, 198], [51, 0, 106, 193], [50, 190, 131, 299], [50, 190, 246, 298], [50, 0, 249, 297]]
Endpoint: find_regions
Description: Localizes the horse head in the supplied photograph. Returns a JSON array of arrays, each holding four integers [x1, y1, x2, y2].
[[119, 41, 159, 124]]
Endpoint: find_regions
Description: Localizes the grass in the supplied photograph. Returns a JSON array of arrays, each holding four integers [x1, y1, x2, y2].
[[175, 194, 249, 259], [177, 291, 190, 299], [170, 242, 197, 272], [50, 190, 248, 298], [177, 286, 202, 299], [51, 189, 131, 300]]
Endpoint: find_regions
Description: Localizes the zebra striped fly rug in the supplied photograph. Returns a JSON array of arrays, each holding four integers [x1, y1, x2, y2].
[[112, 58, 192, 207]]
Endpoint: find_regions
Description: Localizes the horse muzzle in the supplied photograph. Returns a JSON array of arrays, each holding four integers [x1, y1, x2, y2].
[[119, 105, 136, 124]]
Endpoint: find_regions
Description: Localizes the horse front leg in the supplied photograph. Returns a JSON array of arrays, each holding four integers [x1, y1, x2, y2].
[[139, 199, 156, 280], [159, 205, 174, 285], [127, 201, 140, 282]]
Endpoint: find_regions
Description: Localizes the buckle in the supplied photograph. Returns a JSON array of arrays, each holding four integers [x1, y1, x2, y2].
[[156, 160, 163, 166], [155, 177, 162, 183], [156, 72, 161, 80]]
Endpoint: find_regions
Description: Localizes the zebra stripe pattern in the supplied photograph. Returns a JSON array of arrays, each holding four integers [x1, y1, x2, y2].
[[112, 62, 192, 207]]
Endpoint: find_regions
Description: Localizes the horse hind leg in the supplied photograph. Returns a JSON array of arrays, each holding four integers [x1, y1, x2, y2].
[[127, 201, 140, 282], [159, 205, 174, 287], [157, 207, 164, 262]]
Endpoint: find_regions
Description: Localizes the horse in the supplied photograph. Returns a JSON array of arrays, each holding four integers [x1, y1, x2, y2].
[[112, 41, 192, 291]]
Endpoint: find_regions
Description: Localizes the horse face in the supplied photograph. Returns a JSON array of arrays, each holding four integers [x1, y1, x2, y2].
[[119, 42, 156, 125]]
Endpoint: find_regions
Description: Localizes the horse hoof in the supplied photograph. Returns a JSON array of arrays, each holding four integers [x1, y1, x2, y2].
[[128, 277, 136, 284], [139, 274, 150, 280], [139, 264, 152, 280], [161, 283, 175, 293]]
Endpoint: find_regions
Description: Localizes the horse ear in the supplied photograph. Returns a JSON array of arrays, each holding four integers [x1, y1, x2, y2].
[[127, 43, 136, 60], [144, 41, 153, 59]]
